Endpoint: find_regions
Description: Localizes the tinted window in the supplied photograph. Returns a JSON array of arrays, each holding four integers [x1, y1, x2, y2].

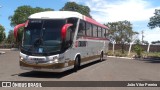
[[86, 23, 92, 36], [77, 20, 86, 38], [23, 19, 66, 54], [67, 18, 78, 32], [102, 28, 106, 38], [98, 27, 102, 37], [43, 20, 64, 41], [93, 25, 98, 37]]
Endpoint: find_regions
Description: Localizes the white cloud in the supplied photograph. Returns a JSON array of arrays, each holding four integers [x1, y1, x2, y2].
[[70, 0, 160, 22], [142, 28, 160, 43], [70, 0, 160, 42], [85, 0, 159, 23]]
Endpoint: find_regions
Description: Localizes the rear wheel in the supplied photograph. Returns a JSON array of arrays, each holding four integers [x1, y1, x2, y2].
[[100, 52, 103, 61], [74, 56, 80, 72]]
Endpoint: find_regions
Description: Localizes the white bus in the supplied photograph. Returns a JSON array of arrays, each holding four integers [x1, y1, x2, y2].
[[14, 11, 109, 72]]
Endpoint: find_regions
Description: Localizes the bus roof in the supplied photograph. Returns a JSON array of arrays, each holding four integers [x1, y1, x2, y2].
[[29, 11, 108, 29]]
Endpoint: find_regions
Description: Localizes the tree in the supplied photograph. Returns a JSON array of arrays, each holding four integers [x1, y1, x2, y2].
[[9, 5, 54, 26], [106, 20, 138, 53], [0, 25, 5, 44], [134, 39, 143, 58], [148, 9, 160, 29], [7, 30, 15, 44], [142, 40, 149, 45], [151, 40, 160, 44], [9, 5, 54, 44], [60, 2, 92, 18]]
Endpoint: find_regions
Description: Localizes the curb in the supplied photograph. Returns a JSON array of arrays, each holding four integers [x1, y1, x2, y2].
[[11, 48, 19, 51], [0, 51, 6, 54], [0, 48, 19, 51], [108, 56, 133, 59], [0, 49, 11, 51]]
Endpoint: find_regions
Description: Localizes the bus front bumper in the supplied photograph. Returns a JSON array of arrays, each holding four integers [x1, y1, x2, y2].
[[19, 60, 74, 72]]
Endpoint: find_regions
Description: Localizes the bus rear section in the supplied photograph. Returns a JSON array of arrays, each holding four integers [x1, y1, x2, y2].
[[14, 11, 109, 72]]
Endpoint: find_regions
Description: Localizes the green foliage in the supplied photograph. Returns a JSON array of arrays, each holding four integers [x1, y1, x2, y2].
[[106, 20, 138, 53], [107, 50, 127, 57], [151, 40, 160, 44], [142, 40, 149, 45], [9, 5, 54, 44], [60, 2, 92, 18], [7, 30, 16, 44], [106, 21, 137, 44], [146, 52, 160, 57], [107, 50, 114, 56], [9, 5, 54, 27], [148, 9, 160, 29], [17, 28, 23, 45], [133, 40, 143, 58], [0, 25, 6, 44]]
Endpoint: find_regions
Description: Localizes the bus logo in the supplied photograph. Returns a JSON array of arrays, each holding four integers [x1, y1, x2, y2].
[[2, 82, 11, 87]]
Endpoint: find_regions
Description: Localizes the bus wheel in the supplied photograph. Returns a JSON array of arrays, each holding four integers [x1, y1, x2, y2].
[[100, 52, 103, 61], [74, 56, 80, 72]]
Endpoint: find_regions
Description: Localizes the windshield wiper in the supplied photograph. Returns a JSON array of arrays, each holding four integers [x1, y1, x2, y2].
[[27, 37, 43, 52], [33, 38, 43, 47], [27, 45, 33, 52]]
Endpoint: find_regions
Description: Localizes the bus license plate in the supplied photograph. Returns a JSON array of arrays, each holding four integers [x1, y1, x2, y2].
[[30, 58, 44, 61]]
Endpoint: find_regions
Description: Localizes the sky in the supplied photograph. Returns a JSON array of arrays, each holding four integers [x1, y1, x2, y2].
[[0, 0, 160, 43]]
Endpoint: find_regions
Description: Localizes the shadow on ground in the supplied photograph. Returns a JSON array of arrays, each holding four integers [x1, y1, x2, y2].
[[144, 59, 160, 63], [137, 57, 160, 63], [18, 60, 105, 79]]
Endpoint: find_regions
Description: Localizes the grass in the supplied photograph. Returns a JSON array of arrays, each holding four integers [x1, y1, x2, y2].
[[106, 50, 160, 58], [107, 50, 128, 57], [143, 52, 160, 57]]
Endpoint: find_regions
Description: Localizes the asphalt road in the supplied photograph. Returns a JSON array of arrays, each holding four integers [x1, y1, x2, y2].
[[0, 50, 160, 90]]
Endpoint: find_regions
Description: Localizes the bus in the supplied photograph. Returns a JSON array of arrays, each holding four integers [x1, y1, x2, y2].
[[14, 11, 109, 72]]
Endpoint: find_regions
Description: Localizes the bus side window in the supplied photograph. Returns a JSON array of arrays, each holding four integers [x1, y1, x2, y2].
[[102, 28, 106, 38], [65, 28, 72, 48], [67, 18, 78, 32], [98, 27, 102, 38], [93, 25, 98, 37], [105, 29, 109, 38], [77, 20, 86, 39], [86, 23, 92, 37], [101, 28, 103, 38]]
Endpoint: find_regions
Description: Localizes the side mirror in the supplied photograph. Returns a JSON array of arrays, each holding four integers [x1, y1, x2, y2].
[[14, 23, 25, 39], [14, 20, 29, 39], [61, 24, 73, 40], [61, 24, 73, 49]]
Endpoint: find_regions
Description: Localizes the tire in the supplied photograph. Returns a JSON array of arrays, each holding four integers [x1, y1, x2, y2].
[[74, 57, 80, 72], [100, 52, 103, 61]]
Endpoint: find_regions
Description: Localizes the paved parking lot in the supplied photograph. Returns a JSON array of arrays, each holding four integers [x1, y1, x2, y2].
[[0, 50, 160, 90]]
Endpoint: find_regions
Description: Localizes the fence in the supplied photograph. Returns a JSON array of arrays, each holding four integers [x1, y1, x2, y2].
[[0, 44, 19, 49], [109, 43, 160, 52], [1, 43, 160, 52]]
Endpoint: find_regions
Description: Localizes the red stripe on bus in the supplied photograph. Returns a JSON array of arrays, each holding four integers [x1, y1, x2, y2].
[[84, 16, 108, 29]]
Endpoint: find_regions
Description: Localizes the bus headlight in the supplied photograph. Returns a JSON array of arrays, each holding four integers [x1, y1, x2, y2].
[[52, 56, 59, 63], [20, 56, 24, 61]]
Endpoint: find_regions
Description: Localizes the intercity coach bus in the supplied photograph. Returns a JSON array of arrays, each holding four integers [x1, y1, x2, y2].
[[14, 11, 109, 72]]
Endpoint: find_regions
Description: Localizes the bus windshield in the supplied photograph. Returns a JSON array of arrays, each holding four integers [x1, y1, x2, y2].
[[22, 19, 66, 55]]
